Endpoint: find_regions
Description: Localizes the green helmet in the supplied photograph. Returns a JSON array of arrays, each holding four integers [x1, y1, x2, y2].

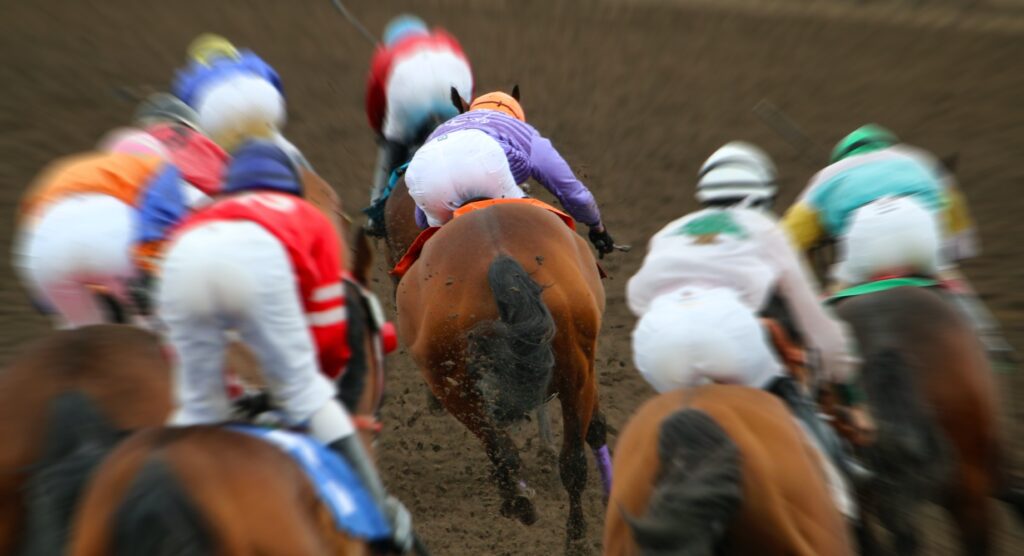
[[830, 124, 899, 163]]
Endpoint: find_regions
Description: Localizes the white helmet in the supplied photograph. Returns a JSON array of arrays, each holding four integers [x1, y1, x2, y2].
[[696, 141, 777, 206]]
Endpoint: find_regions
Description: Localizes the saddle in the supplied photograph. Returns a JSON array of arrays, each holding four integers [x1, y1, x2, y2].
[[389, 198, 576, 279]]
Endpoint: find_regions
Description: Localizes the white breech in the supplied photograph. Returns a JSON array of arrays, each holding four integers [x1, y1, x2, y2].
[[834, 196, 942, 285], [405, 129, 524, 226], [631, 287, 784, 393], [157, 220, 341, 433], [194, 73, 286, 150], [382, 49, 473, 144], [15, 194, 136, 328]]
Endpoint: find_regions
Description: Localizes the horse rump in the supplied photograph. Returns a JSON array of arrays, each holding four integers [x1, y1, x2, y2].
[[111, 455, 213, 556], [467, 255, 555, 424], [625, 408, 743, 556]]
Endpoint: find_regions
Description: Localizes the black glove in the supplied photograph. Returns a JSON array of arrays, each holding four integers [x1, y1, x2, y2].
[[128, 272, 155, 316], [588, 225, 615, 259]]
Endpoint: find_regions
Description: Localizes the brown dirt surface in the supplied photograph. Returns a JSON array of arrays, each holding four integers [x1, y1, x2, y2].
[[2, 0, 1023, 554]]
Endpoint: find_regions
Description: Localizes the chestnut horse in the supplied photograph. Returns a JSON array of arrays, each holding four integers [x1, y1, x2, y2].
[[603, 385, 853, 556], [0, 325, 172, 555], [67, 426, 376, 555], [834, 286, 1023, 554], [396, 202, 610, 550]]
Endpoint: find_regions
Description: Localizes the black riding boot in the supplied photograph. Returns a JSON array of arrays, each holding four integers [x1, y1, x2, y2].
[[766, 376, 872, 485]]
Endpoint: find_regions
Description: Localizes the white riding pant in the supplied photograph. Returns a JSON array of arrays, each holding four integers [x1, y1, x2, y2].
[[632, 287, 784, 393], [158, 221, 337, 428], [834, 196, 942, 285], [383, 48, 472, 143], [405, 129, 524, 226], [14, 194, 136, 328], [195, 73, 286, 149]]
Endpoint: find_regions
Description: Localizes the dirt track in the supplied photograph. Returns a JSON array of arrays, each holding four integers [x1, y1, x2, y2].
[[2, 0, 1023, 553]]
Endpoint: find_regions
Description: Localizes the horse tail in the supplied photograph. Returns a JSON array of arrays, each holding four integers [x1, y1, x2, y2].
[[863, 349, 950, 498], [22, 391, 123, 555], [626, 409, 743, 556], [468, 255, 555, 424], [112, 456, 213, 556]]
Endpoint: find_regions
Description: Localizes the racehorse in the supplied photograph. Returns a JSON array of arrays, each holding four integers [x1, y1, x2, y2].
[[834, 286, 1024, 554], [395, 201, 611, 551], [603, 384, 853, 556], [0, 325, 172, 555], [67, 426, 376, 555]]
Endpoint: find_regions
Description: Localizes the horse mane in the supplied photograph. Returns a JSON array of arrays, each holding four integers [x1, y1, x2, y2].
[[112, 450, 214, 556], [862, 348, 951, 504], [467, 255, 555, 424], [21, 391, 124, 556], [625, 408, 743, 556]]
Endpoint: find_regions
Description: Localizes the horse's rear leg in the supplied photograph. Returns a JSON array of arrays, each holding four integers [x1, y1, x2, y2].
[[557, 374, 597, 553], [443, 394, 537, 525], [946, 470, 994, 556], [585, 407, 612, 503]]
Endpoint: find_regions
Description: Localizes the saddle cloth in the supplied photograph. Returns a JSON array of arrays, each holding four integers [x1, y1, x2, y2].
[[229, 425, 391, 541]]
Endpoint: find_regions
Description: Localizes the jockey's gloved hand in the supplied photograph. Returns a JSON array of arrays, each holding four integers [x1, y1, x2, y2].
[[588, 225, 615, 258], [128, 272, 155, 316]]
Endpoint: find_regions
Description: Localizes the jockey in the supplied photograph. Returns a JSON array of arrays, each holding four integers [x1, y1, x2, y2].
[[157, 140, 411, 551], [14, 129, 200, 327], [627, 142, 867, 477], [171, 33, 309, 168], [405, 90, 616, 256], [781, 124, 1014, 366], [134, 92, 229, 198], [366, 14, 473, 209]]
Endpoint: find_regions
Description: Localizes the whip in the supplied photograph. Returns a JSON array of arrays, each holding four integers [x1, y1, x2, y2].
[[329, 0, 380, 47]]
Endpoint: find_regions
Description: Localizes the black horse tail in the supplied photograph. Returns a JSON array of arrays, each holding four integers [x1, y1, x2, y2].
[[468, 255, 555, 425], [626, 409, 743, 556], [112, 455, 213, 556], [21, 391, 123, 555], [863, 349, 950, 500]]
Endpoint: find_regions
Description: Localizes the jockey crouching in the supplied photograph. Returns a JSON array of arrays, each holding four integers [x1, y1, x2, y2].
[[157, 141, 411, 551], [627, 142, 869, 494], [134, 92, 229, 200], [172, 34, 309, 168], [782, 124, 1016, 370], [365, 14, 473, 229], [405, 90, 617, 256], [14, 129, 200, 327]]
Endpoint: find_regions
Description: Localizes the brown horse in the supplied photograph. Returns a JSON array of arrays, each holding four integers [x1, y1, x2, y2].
[[396, 202, 610, 550], [603, 384, 853, 556], [67, 426, 376, 555], [0, 325, 172, 555], [381, 176, 421, 280], [834, 286, 1023, 554]]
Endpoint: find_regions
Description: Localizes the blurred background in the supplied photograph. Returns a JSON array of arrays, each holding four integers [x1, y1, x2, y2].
[[2, 0, 1023, 553]]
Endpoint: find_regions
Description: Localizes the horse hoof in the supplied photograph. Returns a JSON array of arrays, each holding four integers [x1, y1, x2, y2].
[[500, 495, 537, 525]]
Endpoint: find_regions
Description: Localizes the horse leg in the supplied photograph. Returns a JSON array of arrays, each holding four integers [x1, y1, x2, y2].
[[443, 396, 537, 525], [585, 407, 612, 504], [536, 402, 558, 461], [945, 470, 994, 556], [557, 376, 596, 552], [875, 486, 921, 555]]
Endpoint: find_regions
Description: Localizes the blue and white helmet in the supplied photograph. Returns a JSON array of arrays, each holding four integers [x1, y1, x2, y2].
[[696, 141, 777, 206], [222, 140, 302, 196]]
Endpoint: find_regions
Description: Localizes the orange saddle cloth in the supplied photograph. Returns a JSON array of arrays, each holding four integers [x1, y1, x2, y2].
[[390, 198, 575, 279]]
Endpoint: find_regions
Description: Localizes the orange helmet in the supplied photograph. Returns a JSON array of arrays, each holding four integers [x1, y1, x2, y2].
[[469, 92, 525, 122]]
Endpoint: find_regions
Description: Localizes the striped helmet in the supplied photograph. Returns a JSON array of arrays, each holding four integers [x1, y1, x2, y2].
[[696, 142, 777, 206]]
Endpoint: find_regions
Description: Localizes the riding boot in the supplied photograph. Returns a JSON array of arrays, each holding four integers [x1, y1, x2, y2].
[[367, 140, 410, 237], [327, 434, 413, 552], [766, 376, 872, 486]]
